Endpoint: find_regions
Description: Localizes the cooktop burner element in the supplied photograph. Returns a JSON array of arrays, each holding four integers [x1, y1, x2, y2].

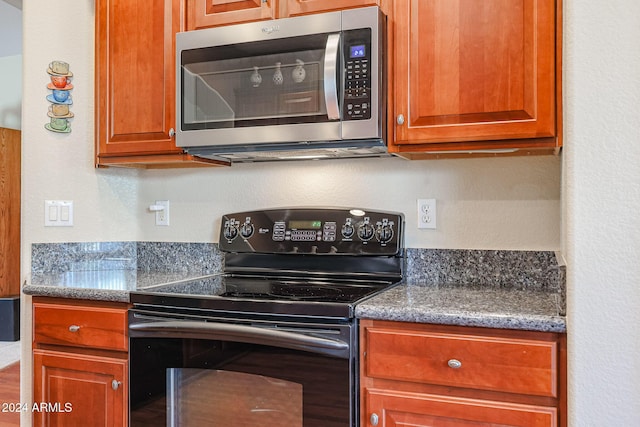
[[220, 278, 388, 302], [130, 208, 405, 319]]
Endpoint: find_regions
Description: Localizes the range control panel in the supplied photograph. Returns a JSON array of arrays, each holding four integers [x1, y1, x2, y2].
[[219, 208, 403, 255]]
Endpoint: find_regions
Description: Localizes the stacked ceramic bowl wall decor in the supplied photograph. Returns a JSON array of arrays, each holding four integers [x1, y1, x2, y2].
[[45, 60, 73, 133]]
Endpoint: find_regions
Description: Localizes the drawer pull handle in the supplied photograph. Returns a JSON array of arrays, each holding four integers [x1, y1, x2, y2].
[[112, 380, 121, 391], [447, 359, 462, 369], [68, 325, 80, 332], [370, 413, 379, 426]]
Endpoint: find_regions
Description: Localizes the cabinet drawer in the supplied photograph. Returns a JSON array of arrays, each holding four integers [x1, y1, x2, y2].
[[364, 324, 558, 397], [34, 302, 128, 351]]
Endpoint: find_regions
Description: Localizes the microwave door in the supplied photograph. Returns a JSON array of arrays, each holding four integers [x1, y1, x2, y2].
[[177, 32, 343, 149]]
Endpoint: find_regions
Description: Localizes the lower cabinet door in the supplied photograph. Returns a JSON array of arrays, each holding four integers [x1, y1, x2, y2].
[[364, 388, 557, 427], [33, 349, 127, 427]]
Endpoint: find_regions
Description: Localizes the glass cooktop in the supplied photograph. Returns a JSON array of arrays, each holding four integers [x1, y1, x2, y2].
[[130, 274, 398, 319]]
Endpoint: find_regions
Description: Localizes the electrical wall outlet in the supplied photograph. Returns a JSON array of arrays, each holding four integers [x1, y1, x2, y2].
[[154, 200, 170, 226], [417, 199, 436, 229]]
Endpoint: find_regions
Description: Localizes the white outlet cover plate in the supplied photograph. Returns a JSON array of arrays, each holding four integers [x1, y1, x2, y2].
[[417, 198, 436, 229], [155, 200, 170, 226]]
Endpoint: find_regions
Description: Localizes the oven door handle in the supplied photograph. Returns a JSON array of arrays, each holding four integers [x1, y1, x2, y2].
[[130, 321, 350, 359]]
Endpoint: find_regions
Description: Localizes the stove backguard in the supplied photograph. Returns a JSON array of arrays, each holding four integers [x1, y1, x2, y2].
[[220, 207, 404, 281]]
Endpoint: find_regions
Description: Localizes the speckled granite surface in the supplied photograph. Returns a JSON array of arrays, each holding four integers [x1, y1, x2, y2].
[[23, 244, 566, 332], [360, 249, 567, 332], [24, 270, 221, 303], [405, 249, 563, 291], [31, 242, 137, 274], [23, 242, 223, 303], [355, 282, 566, 332]]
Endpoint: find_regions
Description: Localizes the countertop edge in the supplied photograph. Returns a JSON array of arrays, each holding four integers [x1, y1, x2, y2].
[[355, 306, 566, 333], [23, 285, 130, 303]]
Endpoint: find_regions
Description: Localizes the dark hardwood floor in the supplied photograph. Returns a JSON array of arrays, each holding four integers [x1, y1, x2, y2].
[[0, 362, 20, 427]]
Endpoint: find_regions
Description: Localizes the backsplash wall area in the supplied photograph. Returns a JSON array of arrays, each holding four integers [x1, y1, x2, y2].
[[30, 242, 564, 296], [135, 155, 562, 249]]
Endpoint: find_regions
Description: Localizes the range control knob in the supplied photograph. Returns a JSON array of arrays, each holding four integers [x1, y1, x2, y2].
[[357, 218, 375, 241], [376, 220, 394, 244], [240, 217, 254, 239], [223, 220, 238, 241], [341, 218, 355, 238]]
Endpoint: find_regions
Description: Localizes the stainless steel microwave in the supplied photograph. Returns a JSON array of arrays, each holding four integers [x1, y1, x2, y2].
[[175, 7, 386, 163]]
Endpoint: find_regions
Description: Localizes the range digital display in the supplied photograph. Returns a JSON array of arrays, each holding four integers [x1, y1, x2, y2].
[[350, 45, 366, 58], [289, 220, 322, 229]]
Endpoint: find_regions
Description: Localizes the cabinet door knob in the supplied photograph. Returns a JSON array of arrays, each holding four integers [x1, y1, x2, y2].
[[370, 413, 379, 426], [447, 358, 462, 369], [68, 325, 80, 332], [112, 380, 122, 391], [169, 128, 175, 138], [396, 114, 405, 125]]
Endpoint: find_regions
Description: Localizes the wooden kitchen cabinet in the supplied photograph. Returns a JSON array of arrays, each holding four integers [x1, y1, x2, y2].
[[95, 0, 227, 168], [187, 0, 277, 29], [387, 0, 562, 157], [360, 320, 567, 427], [32, 297, 130, 427], [283, 0, 379, 17], [186, 0, 379, 30]]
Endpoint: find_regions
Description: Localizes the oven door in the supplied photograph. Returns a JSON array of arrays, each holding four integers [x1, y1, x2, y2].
[[129, 309, 357, 427]]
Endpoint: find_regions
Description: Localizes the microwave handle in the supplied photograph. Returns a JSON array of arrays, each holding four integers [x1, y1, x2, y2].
[[324, 33, 341, 120]]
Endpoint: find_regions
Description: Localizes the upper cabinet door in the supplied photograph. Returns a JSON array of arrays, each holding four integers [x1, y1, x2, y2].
[[187, 0, 277, 30], [391, 0, 558, 149], [283, 0, 378, 17], [95, 0, 181, 160]]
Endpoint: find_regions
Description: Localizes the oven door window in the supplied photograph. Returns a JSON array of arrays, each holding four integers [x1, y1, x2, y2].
[[168, 369, 302, 426], [130, 337, 351, 426]]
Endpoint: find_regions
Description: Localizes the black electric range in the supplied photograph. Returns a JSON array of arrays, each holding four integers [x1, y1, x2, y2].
[[130, 207, 405, 320], [128, 208, 404, 427]]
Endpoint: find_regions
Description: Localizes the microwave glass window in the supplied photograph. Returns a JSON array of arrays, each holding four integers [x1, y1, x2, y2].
[[181, 34, 334, 130]]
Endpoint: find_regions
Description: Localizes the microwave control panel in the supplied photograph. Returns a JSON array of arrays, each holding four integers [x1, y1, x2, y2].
[[220, 208, 403, 255], [343, 28, 372, 121]]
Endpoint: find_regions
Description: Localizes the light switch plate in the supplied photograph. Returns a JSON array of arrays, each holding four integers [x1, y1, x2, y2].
[[45, 200, 74, 227]]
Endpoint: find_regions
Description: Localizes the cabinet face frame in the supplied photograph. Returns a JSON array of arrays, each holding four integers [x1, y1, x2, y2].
[[389, 0, 560, 153]]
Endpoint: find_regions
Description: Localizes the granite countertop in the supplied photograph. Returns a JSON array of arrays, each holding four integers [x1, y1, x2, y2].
[[23, 243, 566, 333], [22, 271, 222, 303], [356, 281, 566, 333], [22, 272, 566, 333]]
